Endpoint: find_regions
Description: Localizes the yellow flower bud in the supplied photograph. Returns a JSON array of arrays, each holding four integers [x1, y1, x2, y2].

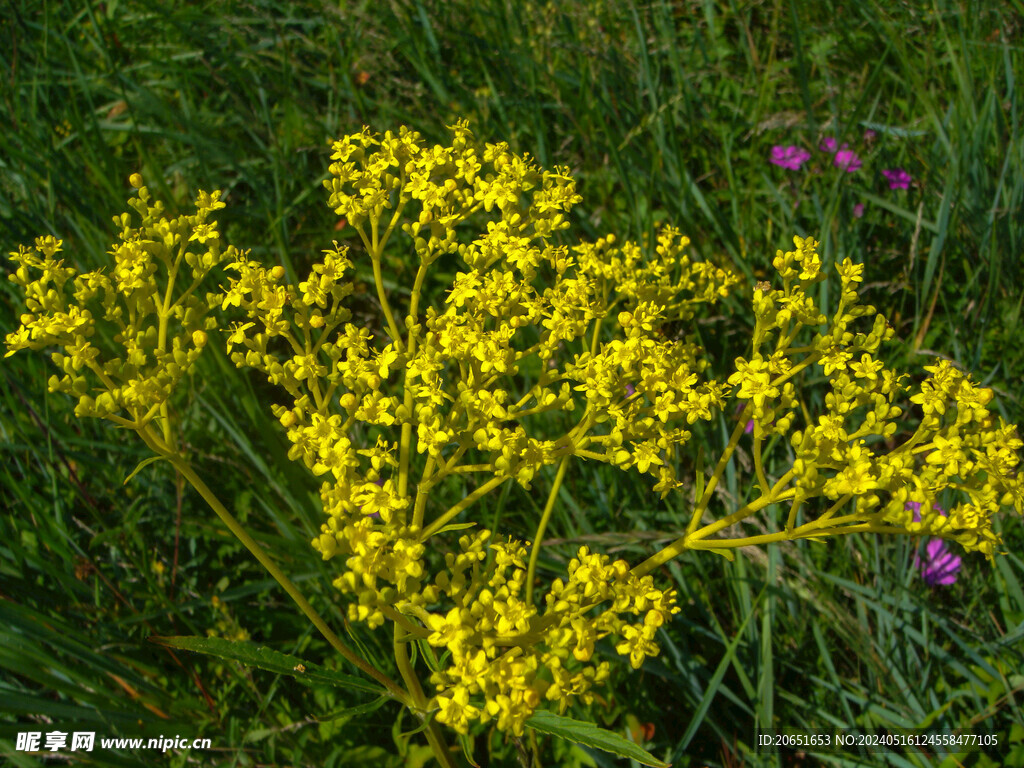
[[192, 330, 207, 347], [129, 173, 143, 188]]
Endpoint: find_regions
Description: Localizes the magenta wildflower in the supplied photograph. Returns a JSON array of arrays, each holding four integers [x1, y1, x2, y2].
[[863, 128, 877, 141], [914, 539, 963, 586], [770, 145, 811, 170], [625, 383, 636, 397], [834, 147, 862, 173], [819, 137, 838, 153], [881, 168, 912, 190], [853, 202, 865, 218], [904, 502, 962, 586]]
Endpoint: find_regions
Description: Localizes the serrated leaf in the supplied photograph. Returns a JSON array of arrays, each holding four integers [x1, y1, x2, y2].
[[149, 635, 386, 695], [526, 710, 670, 767]]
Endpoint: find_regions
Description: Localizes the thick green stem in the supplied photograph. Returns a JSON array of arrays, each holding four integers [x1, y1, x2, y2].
[[687, 521, 908, 549], [156, 241, 187, 447]]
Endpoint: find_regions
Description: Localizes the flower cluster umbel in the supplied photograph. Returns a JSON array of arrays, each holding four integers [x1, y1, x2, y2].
[[6, 176, 233, 429], [218, 121, 736, 733], [741, 237, 1023, 557], [6, 121, 1023, 742]]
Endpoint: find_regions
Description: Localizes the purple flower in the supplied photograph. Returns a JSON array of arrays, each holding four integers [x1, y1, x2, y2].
[[914, 539, 963, 585], [881, 168, 912, 190], [834, 148, 862, 173], [904, 502, 962, 585], [819, 137, 838, 153], [770, 145, 811, 170], [853, 202, 865, 218], [863, 129, 877, 141]]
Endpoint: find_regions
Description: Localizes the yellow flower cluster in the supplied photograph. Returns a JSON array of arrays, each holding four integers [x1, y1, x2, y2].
[[403, 535, 676, 735], [725, 236, 1023, 558], [6, 176, 233, 429], [6, 120, 1022, 749], [220, 122, 727, 732]]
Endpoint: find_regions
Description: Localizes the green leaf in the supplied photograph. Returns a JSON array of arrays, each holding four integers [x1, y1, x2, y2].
[[859, 120, 928, 138], [707, 547, 736, 562], [317, 695, 390, 722], [457, 732, 481, 768], [123, 455, 168, 485], [149, 635, 386, 695], [525, 710, 669, 767], [432, 522, 478, 535]]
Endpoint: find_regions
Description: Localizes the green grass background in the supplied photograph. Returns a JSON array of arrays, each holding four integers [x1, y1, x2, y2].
[[1, 0, 1022, 766]]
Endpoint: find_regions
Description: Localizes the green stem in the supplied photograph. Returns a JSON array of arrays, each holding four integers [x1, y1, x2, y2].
[[818, 494, 853, 523], [411, 455, 437, 530], [398, 263, 429, 501], [359, 219, 404, 350], [689, 492, 785, 543], [393, 627, 456, 768], [785, 495, 805, 532], [135, 425, 410, 705], [156, 241, 186, 447], [381, 605, 431, 640], [687, 405, 751, 536], [525, 455, 571, 605], [636, 473, 796, 578], [753, 433, 771, 497], [419, 474, 509, 541], [688, 520, 908, 549]]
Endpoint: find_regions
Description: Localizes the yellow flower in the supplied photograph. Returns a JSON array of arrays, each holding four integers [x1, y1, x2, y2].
[[727, 356, 778, 408], [927, 433, 968, 476]]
